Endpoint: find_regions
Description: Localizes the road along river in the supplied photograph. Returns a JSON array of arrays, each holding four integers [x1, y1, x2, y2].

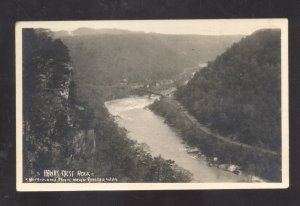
[[105, 95, 250, 182]]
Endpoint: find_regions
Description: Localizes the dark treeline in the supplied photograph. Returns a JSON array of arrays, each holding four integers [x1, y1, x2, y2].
[[62, 33, 189, 85], [149, 29, 282, 181], [176, 29, 281, 152], [150, 99, 281, 181], [23, 29, 191, 182]]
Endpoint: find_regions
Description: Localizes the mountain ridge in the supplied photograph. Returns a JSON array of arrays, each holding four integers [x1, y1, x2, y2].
[[176, 29, 281, 151], [54, 27, 245, 38], [57, 28, 243, 100]]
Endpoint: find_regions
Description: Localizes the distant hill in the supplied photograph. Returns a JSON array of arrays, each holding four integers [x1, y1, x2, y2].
[[56, 28, 243, 88], [23, 28, 192, 183], [152, 33, 244, 65], [176, 29, 281, 151], [61, 32, 195, 85], [54, 28, 139, 38]]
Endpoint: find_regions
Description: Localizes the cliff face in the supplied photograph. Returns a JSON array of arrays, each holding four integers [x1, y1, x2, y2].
[[22, 29, 192, 183], [23, 29, 97, 179], [72, 129, 96, 160]]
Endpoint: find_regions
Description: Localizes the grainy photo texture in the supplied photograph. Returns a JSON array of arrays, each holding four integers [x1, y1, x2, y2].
[[16, 20, 289, 191]]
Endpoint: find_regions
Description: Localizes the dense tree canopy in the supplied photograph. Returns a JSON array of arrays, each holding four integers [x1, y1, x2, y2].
[[22, 29, 191, 182], [59, 29, 242, 100], [176, 29, 281, 151], [23, 29, 74, 176]]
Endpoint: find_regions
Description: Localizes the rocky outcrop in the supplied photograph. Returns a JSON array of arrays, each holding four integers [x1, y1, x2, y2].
[[72, 129, 96, 159]]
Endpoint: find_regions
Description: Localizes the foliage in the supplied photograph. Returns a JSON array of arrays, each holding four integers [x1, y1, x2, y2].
[[150, 98, 281, 182], [22, 29, 191, 182], [23, 28, 73, 177], [58, 29, 242, 101], [176, 29, 281, 151]]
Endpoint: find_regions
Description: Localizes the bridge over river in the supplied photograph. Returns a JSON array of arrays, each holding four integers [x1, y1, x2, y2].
[[106, 83, 280, 158], [131, 87, 166, 98]]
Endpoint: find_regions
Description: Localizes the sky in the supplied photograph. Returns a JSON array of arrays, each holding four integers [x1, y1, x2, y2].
[[21, 19, 287, 36]]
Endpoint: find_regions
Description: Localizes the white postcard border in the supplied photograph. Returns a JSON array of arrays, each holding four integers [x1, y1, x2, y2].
[[16, 19, 289, 191]]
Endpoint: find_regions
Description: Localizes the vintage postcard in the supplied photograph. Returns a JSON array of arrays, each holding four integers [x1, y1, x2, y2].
[[16, 19, 289, 191]]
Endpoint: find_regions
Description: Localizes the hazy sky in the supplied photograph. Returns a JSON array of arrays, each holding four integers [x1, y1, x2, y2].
[[22, 19, 286, 35]]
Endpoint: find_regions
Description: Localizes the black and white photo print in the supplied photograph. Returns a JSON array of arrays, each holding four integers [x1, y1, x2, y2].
[[16, 19, 289, 191]]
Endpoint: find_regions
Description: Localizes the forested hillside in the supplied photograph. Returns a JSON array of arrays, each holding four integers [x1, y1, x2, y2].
[[176, 29, 281, 151], [152, 33, 243, 65], [23, 29, 191, 182], [61, 32, 193, 85], [57, 29, 242, 100]]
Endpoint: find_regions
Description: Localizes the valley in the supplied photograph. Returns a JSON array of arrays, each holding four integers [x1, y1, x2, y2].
[[22, 27, 282, 183]]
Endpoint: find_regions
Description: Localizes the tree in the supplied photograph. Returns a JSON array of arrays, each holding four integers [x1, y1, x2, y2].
[[176, 29, 281, 151]]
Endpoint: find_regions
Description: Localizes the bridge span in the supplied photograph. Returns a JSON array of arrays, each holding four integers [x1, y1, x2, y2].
[[131, 88, 165, 98]]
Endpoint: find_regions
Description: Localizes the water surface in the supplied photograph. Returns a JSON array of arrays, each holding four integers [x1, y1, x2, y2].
[[105, 96, 249, 182]]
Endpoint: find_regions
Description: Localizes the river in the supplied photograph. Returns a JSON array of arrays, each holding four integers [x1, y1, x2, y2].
[[105, 95, 250, 182]]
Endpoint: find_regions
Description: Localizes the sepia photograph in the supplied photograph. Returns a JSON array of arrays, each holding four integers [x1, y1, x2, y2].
[[16, 19, 288, 191]]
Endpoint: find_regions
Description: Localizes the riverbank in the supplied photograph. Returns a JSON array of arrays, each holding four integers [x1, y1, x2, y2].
[[149, 97, 281, 182], [105, 96, 250, 182]]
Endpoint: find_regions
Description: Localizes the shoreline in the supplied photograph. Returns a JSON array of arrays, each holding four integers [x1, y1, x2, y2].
[[149, 97, 281, 182]]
